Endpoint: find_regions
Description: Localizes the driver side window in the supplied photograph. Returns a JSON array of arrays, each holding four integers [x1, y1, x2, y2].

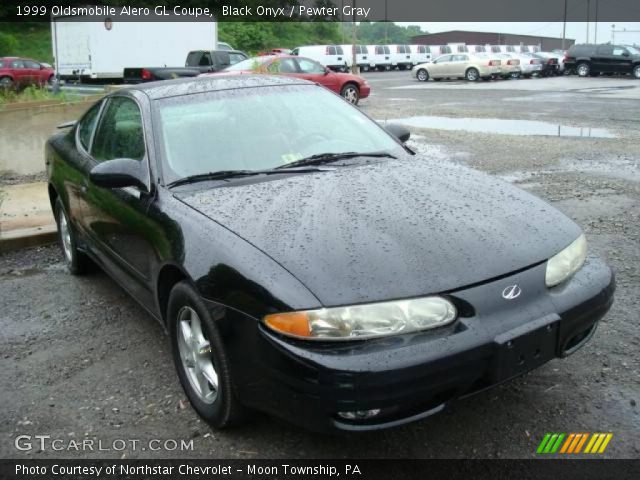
[[91, 97, 145, 162], [297, 58, 324, 74]]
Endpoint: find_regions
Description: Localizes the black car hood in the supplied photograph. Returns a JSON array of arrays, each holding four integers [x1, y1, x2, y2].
[[176, 158, 582, 306]]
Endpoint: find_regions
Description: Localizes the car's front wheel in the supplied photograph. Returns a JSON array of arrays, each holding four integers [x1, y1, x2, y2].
[[340, 83, 360, 104], [576, 62, 590, 77], [416, 68, 429, 82], [465, 68, 480, 81], [633, 65, 640, 79], [54, 198, 89, 275], [168, 281, 247, 428]]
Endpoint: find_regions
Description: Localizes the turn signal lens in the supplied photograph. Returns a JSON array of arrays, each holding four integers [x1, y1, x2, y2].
[[264, 297, 457, 341], [264, 312, 311, 337]]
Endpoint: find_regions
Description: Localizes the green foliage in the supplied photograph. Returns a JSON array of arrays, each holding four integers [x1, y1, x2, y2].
[[0, 31, 18, 55], [356, 22, 426, 44], [0, 22, 53, 62], [219, 22, 342, 53]]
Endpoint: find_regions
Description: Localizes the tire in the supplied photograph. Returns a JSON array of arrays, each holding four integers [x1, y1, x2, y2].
[[633, 65, 640, 79], [576, 62, 590, 77], [465, 68, 480, 81], [0, 76, 14, 90], [340, 83, 360, 105], [168, 281, 248, 429], [510, 72, 521, 79], [362, 65, 370, 72], [416, 68, 429, 82], [54, 198, 90, 275], [47, 75, 57, 86]]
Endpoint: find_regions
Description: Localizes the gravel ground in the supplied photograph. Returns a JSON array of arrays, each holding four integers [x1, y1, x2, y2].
[[1, 73, 638, 459]]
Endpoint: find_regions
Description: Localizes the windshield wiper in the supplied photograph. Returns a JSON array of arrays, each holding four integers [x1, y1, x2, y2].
[[277, 151, 397, 169], [167, 167, 329, 188]]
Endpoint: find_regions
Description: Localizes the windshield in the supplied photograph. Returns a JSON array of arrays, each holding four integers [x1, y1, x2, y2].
[[224, 57, 271, 71], [626, 46, 640, 55], [155, 84, 404, 183]]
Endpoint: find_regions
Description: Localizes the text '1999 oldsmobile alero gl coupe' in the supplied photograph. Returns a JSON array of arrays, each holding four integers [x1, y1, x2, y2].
[[46, 75, 615, 432]]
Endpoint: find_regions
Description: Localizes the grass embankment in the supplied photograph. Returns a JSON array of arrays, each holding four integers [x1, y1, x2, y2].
[[0, 85, 77, 108]]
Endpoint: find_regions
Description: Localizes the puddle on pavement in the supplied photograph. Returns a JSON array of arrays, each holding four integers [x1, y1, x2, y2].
[[0, 102, 92, 176], [387, 116, 617, 138], [499, 157, 639, 183]]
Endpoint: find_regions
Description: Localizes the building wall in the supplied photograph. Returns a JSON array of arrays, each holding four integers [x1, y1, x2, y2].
[[411, 31, 575, 50]]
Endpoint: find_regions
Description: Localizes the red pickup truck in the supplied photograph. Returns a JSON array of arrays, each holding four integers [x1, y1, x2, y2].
[[0, 57, 55, 89]]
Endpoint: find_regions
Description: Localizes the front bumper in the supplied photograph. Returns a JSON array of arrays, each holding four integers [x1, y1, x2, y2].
[[222, 257, 614, 433]]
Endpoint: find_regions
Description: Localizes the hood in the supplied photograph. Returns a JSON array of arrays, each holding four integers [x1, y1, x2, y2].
[[176, 158, 581, 307]]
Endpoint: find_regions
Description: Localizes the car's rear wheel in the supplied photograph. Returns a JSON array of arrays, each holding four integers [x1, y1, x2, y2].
[[0, 76, 14, 90], [340, 83, 360, 105], [576, 62, 590, 77], [416, 68, 429, 82], [465, 68, 480, 81], [168, 281, 247, 429], [633, 65, 640, 79], [54, 198, 89, 275]]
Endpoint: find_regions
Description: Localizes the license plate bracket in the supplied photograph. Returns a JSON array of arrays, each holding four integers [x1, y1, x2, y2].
[[491, 314, 559, 382]]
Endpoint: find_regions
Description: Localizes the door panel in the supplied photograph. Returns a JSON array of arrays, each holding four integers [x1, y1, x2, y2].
[[431, 55, 452, 77], [80, 96, 155, 298]]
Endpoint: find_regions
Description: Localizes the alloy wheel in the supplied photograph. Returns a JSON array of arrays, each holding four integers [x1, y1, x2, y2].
[[466, 69, 479, 81], [577, 63, 590, 77], [417, 69, 428, 82], [58, 209, 73, 263], [177, 306, 219, 404], [342, 86, 359, 104], [634, 66, 640, 79]]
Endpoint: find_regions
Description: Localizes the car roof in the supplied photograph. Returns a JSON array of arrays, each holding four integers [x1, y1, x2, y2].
[[123, 75, 312, 100]]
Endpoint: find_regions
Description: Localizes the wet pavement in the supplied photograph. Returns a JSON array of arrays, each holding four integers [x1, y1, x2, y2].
[[384, 116, 616, 138], [1, 72, 639, 459]]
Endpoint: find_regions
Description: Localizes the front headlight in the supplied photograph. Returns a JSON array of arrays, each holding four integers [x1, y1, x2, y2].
[[545, 234, 588, 287], [264, 296, 457, 340]]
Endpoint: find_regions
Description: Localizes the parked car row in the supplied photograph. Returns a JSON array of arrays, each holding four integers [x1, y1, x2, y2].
[[411, 51, 562, 82], [287, 43, 542, 72]]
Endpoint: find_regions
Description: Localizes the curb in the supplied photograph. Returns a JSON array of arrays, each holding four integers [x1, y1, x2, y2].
[[0, 225, 58, 253]]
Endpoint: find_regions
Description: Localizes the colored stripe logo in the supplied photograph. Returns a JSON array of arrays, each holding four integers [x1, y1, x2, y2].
[[537, 433, 613, 454]]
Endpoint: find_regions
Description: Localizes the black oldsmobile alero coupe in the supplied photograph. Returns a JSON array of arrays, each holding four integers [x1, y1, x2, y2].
[[46, 75, 615, 432]]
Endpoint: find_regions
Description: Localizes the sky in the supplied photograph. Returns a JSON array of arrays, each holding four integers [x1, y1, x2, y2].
[[399, 22, 640, 45]]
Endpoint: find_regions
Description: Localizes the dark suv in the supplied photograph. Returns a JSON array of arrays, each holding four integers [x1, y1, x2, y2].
[[564, 44, 640, 78]]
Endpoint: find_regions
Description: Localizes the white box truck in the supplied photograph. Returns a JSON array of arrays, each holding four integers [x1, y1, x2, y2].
[[51, 18, 217, 81]]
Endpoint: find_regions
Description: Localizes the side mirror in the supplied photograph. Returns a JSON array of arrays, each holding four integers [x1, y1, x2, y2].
[[622, 51, 630, 57], [40, 64, 45, 70], [90, 158, 149, 191], [385, 123, 411, 143], [324, 67, 331, 75]]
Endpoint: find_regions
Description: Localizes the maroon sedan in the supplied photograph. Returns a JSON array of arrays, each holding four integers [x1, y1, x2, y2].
[[0, 57, 55, 90], [203, 55, 370, 105]]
